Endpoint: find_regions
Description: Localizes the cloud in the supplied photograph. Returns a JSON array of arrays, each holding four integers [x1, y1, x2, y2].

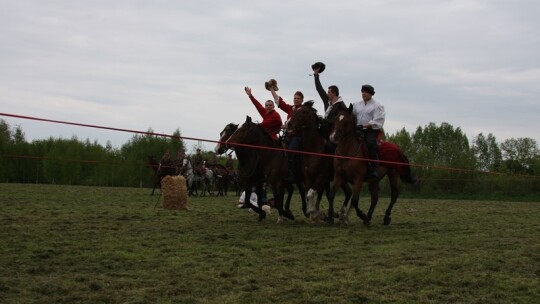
[[1, 1, 539, 153]]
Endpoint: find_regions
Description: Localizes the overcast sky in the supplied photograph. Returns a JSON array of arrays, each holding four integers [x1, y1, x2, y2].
[[1, 0, 539, 154]]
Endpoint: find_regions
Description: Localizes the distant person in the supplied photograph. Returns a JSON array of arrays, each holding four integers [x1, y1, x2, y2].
[[206, 151, 218, 167], [158, 149, 175, 176], [244, 86, 283, 140], [352, 84, 385, 179], [174, 150, 185, 175], [192, 148, 204, 176]]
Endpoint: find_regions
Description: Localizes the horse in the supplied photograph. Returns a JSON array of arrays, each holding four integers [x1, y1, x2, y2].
[[286, 101, 352, 221], [216, 118, 307, 222], [206, 163, 229, 196], [328, 104, 416, 225], [181, 158, 215, 197], [147, 155, 178, 195]]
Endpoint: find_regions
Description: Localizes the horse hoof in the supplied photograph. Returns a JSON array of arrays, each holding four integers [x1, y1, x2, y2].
[[384, 217, 392, 225], [363, 220, 371, 226], [325, 216, 334, 225], [284, 210, 295, 221], [258, 212, 266, 222]]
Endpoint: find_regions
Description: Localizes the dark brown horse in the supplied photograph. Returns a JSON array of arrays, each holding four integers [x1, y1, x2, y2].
[[328, 104, 416, 225], [216, 117, 307, 222], [287, 101, 352, 221], [147, 155, 178, 195]]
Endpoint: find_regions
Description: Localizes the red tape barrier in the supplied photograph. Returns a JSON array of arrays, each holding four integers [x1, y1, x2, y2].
[[1, 112, 538, 179]]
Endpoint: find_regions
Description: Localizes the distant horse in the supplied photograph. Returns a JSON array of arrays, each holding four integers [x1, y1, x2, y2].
[[329, 104, 416, 225], [147, 155, 178, 195], [216, 118, 307, 222], [181, 159, 214, 197], [287, 101, 352, 221], [207, 163, 229, 196]]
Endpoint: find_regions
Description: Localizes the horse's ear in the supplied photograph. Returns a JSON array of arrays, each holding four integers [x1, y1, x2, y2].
[[246, 116, 252, 123], [348, 103, 353, 113], [304, 100, 314, 107]]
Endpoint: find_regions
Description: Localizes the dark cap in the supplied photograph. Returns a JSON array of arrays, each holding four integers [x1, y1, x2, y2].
[[311, 62, 326, 73], [361, 84, 375, 95]]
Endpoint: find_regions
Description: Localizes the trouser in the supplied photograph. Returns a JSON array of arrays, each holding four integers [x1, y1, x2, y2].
[[287, 135, 302, 178], [362, 129, 379, 170]]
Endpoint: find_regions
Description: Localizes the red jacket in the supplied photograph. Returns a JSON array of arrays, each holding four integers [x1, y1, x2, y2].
[[249, 95, 283, 140], [277, 97, 301, 119]]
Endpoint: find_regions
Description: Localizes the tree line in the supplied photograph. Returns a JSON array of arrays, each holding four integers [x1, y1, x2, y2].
[[1, 119, 539, 200]]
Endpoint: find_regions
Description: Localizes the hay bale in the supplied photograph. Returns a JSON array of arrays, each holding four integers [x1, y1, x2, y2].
[[161, 175, 189, 210]]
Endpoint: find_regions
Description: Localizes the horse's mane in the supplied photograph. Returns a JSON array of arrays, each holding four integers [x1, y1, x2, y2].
[[248, 121, 281, 146]]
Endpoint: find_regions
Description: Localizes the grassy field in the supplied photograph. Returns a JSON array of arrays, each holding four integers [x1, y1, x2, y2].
[[0, 183, 538, 304]]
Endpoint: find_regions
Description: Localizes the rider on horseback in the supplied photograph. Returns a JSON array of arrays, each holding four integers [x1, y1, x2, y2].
[[312, 62, 346, 144], [244, 86, 283, 140], [174, 149, 185, 175], [192, 148, 205, 176], [269, 85, 305, 181], [352, 84, 385, 179], [158, 149, 175, 176]]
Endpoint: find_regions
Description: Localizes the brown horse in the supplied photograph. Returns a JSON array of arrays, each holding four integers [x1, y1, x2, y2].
[[329, 104, 416, 225], [207, 163, 230, 196], [147, 155, 178, 196], [216, 121, 309, 218], [287, 101, 352, 221], [218, 117, 307, 222]]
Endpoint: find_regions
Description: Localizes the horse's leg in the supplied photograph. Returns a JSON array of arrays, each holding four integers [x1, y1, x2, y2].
[[326, 175, 344, 224], [350, 179, 370, 225], [335, 183, 352, 222], [284, 183, 294, 212], [306, 188, 317, 218], [243, 182, 266, 221], [384, 171, 400, 225], [276, 183, 293, 222], [313, 189, 326, 221], [366, 181, 379, 222], [294, 181, 307, 217], [151, 181, 158, 196]]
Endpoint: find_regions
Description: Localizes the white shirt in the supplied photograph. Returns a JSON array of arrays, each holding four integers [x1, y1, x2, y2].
[[352, 98, 385, 130], [238, 191, 258, 207], [324, 96, 344, 119]]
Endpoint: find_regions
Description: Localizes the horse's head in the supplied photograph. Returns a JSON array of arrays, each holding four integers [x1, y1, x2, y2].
[[215, 123, 239, 154], [330, 103, 355, 144], [287, 101, 318, 135], [227, 116, 259, 148]]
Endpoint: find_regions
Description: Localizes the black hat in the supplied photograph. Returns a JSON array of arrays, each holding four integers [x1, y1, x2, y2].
[[361, 84, 375, 95], [265, 79, 279, 91], [311, 62, 326, 73]]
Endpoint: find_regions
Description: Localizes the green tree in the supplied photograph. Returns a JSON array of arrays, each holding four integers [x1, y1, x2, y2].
[[386, 127, 413, 153], [472, 133, 502, 172], [500, 138, 539, 174]]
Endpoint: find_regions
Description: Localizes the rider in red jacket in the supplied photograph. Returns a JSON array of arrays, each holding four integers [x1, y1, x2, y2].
[[244, 86, 283, 140]]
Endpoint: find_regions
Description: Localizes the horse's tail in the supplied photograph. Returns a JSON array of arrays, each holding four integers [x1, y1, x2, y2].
[[399, 154, 418, 184]]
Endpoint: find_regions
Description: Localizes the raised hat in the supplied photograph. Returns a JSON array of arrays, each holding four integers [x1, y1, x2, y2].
[[311, 62, 326, 73], [265, 79, 279, 91]]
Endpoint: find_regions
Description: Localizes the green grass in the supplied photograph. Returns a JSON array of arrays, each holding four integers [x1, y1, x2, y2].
[[0, 183, 538, 303]]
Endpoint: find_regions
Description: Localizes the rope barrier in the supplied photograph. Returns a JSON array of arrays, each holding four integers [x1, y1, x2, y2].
[[2, 112, 538, 179]]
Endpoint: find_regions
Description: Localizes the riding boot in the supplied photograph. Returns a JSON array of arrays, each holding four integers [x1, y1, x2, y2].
[[367, 162, 379, 180]]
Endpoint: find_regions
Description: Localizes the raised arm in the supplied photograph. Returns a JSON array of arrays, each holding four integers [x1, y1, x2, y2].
[[313, 74, 329, 110], [245, 86, 266, 118]]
